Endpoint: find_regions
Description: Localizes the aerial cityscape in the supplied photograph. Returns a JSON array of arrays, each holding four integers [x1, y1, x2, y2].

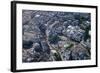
[[22, 10, 91, 63]]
